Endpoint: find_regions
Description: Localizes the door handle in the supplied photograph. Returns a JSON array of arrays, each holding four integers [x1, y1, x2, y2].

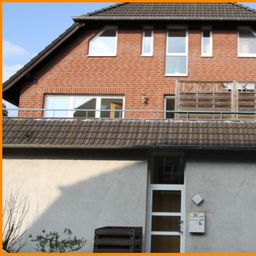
[[178, 220, 184, 233]]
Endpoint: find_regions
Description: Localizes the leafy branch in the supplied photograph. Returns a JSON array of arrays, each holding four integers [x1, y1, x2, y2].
[[29, 228, 86, 252]]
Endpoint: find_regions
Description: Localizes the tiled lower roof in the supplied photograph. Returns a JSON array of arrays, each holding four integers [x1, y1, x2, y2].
[[3, 118, 256, 150]]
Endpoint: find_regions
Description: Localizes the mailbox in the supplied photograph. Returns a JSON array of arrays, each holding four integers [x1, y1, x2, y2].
[[189, 212, 205, 233]]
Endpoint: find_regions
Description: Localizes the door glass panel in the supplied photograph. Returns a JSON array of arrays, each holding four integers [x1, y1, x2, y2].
[[152, 216, 180, 232], [151, 235, 180, 252], [152, 190, 181, 212]]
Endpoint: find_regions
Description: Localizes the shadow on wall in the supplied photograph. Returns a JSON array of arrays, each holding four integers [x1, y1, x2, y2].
[[20, 161, 147, 252]]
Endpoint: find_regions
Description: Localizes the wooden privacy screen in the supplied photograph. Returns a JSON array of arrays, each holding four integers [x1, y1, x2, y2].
[[176, 81, 256, 120]]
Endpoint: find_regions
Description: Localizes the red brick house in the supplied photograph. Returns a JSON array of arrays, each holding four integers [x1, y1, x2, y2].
[[3, 3, 256, 252]]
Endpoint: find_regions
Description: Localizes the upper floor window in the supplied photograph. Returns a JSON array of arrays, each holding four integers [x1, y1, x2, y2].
[[44, 95, 124, 118], [142, 28, 153, 56], [238, 27, 256, 57], [201, 26, 213, 57], [165, 28, 188, 76], [88, 26, 118, 56]]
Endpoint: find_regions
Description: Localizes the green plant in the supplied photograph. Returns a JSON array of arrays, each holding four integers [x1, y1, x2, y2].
[[29, 228, 86, 252]]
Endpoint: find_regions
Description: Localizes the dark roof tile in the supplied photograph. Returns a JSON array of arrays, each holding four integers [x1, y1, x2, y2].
[[74, 2, 256, 21], [3, 118, 256, 150]]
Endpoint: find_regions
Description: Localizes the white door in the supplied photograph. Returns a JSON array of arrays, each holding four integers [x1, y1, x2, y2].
[[146, 155, 185, 252]]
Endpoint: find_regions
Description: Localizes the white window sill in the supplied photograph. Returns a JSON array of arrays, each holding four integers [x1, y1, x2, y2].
[[141, 54, 153, 57], [165, 74, 188, 77], [201, 54, 213, 58], [238, 54, 256, 58], [88, 54, 117, 57]]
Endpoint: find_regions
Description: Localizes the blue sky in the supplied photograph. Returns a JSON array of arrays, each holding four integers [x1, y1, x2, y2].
[[2, 3, 112, 81], [2, 2, 256, 111]]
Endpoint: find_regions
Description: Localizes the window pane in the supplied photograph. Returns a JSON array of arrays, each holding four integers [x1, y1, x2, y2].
[[101, 28, 116, 37], [167, 30, 186, 54], [144, 30, 152, 37], [165, 56, 187, 75], [239, 29, 256, 55], [89, 28, 117, 55], [166, 98, 175, 118], [151, 235, 180, 252], [152, 191, 181, 212], [100, 98, 123, 118], [44, 97, 70, 117], [152, 216, 181, 232], [202, 29, 212, 55], [73, 97, 96, 118], [151, 156, 184, 184], [143, 30, 152, 54]]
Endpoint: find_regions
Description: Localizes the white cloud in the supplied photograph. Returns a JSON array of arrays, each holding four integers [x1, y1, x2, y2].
[[2, 64, 23, 82], [3, 40, 28, 57]]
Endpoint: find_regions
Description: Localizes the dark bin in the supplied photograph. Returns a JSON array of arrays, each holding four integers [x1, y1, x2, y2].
[[93, 226, 142, 252]]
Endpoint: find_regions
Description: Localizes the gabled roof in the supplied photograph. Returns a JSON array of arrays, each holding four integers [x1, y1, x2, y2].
[[73, 2, 256, 21], [3, 118, 256, 151]]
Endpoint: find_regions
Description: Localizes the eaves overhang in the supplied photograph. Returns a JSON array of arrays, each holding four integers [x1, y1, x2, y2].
[[72, 16, 256, 22], [3, 143, 256, 152]]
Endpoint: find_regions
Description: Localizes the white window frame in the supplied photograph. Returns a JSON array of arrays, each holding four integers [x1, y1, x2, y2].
[[141, 27, 154, 57], [165, 26, 188, 77], [146, 153, 186, 252], [88, 26, 118, 57], [44, 95, 125, 118], [237, 26, 256, 58], [201, 26, 213, 57]]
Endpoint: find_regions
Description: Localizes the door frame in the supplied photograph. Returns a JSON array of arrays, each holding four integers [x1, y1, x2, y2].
[[145, 153, 186, 252]]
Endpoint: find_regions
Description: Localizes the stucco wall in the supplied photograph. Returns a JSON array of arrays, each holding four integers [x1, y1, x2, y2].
[[3, 158, 148, 252], [185, 154, 256, 252]]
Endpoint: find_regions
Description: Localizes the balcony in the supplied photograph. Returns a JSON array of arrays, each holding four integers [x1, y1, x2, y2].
[[176, 80, 256, 120], [4, 81, 256, 120]]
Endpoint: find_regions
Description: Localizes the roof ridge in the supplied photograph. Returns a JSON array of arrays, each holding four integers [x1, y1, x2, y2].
[[84, 2, 128, 17], [230, 2, 256, 14]]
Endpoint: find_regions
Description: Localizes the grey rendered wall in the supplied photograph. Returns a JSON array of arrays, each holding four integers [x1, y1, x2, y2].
[[3, 158, 148, 252], [185, 153, 256, 252]]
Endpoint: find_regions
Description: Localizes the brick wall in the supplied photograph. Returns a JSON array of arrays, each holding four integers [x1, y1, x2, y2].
[[19, 25, 256, 118]]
